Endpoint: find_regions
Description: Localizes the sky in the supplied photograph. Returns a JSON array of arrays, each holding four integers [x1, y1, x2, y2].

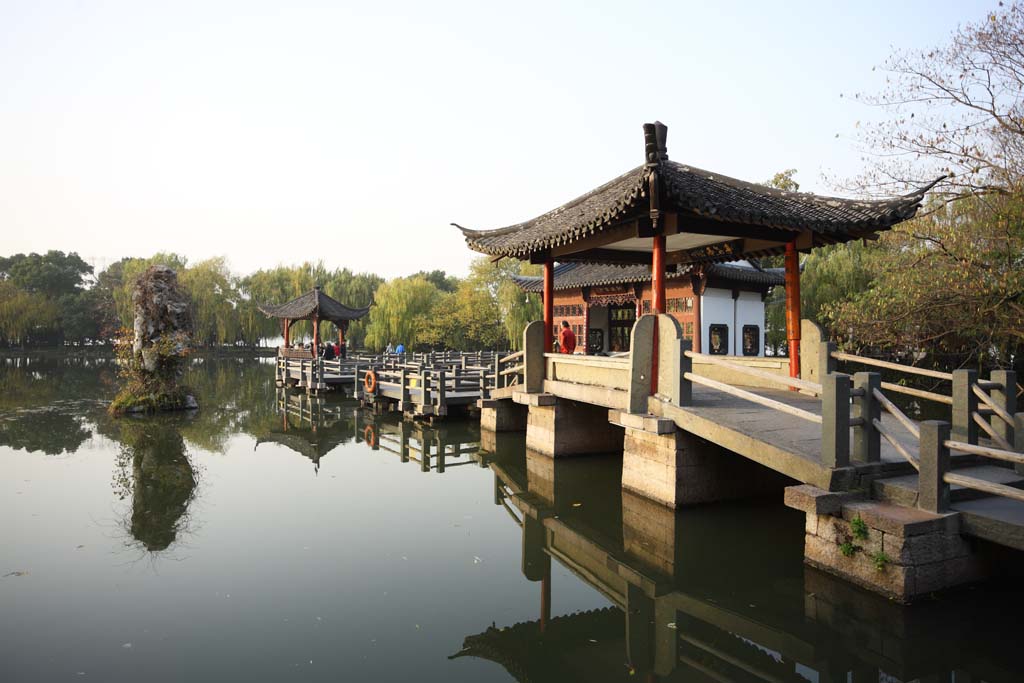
[[0, 0, 996, 279]]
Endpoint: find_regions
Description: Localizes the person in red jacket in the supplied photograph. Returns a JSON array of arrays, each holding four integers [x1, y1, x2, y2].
[[559, 320, 577, 354]]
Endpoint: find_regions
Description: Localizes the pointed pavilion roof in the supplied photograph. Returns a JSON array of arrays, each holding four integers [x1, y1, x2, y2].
[[257, 286, 371, 326], [455, 122, 939, 265]]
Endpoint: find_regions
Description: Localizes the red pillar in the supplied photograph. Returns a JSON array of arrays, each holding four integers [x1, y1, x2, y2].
[[651, 235, 666, 395], [785, 241, 801, 378], [543, 260, 554, 353], [652, 235, 666, 314], [312, 316, 320, 357], [283, 319, 291, 347]]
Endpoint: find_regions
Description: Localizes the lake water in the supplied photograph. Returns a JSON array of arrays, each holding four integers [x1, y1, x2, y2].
[[3, 356, 1023, 682]]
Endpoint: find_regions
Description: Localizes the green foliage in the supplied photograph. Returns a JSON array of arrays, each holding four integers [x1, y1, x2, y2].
[[850, 515, 869, 541], [839, 541, 859, 558], [826, 196, 1024, 369], [364, 276, 441, 351], [0, 280, 61, 346], [1, 250, 93, 297], [871, 551, 892, 572], [0, 249, 535, 352]]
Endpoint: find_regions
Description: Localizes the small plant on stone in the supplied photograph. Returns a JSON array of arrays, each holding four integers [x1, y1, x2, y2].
[[839, 541, 859, 558], [871, 551, 891, 571], [850, 515, 869, 541]]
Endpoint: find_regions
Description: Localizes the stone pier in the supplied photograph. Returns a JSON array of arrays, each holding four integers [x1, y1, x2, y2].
[[785, 485, 993, 602], [614, 410, 791, 508], [523, 395, 623, 457], [478, 398, 527, 432]]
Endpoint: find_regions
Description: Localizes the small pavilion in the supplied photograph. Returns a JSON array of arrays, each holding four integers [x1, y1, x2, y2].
[[258, 286, 370, 356], [457, 121, 934, 379]]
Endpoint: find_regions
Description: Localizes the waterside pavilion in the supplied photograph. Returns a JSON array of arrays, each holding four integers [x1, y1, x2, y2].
[[449, 122, 1024, 603], [458, 121, 932, 378], [258, 285, 370, 357]]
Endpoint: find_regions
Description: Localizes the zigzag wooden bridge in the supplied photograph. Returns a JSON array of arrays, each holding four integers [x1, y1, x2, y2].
[[276, 348, 519, 419]]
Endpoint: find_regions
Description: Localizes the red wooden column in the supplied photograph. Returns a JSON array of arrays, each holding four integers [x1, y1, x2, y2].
[[338, 322, 345, 347], [283, 319, 291, 347], [652, 235, 666, 314], [543, 260, 554, 353], [312, 316, 320, 357], [650, 235, 667, 394], [785, 241, 801, 378]]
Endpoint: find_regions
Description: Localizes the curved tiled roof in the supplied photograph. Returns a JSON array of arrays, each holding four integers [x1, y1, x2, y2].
[[257, 287, 371, 325], [456, 123, 938, 261], [512, 261, 784, 293]]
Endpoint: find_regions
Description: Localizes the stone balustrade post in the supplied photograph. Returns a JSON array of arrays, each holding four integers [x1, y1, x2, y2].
[[990, 370, 1017, 447], [919, 420, 951, 513], [821, 373, 851, 468], [952, 369, 979, 444], [523, 321, 545, 394], [819, 341, 837, 383], [852, 372, 881, 463]]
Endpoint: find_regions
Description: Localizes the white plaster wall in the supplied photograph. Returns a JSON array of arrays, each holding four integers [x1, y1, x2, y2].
[[735, 291, 765, 356], [700, 288, 733, 354], [588, 305, 610, 352]]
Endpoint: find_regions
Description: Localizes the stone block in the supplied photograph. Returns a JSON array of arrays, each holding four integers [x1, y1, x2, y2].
[[623, 426, 790, 508], [480, 399, 526, 432], [805, 534, 914, 601], [525, 399, 623, 457], [881, 532, 971, 566], [784, 484, 858, 515], [841, 501, 960, 537]]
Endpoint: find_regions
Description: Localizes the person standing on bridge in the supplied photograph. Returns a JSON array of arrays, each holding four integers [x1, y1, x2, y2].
[[558, 320, 576, 355]]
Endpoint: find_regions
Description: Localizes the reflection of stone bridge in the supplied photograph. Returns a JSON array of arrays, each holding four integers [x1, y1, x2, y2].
[[454, 441, 1023, 682]]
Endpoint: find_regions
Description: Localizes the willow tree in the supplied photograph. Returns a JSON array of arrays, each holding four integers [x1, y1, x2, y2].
[[0, 281, 60, 346], [364, 276, 441, 351]]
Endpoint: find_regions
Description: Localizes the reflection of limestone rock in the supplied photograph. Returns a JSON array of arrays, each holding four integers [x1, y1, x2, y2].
[[128, 427, 196, 551]]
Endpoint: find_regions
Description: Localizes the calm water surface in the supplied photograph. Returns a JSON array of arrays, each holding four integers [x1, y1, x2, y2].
[[3, 356, 1023, 682]]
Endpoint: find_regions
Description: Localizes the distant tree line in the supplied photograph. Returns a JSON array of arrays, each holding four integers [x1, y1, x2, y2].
[[0, 250, 540, 352]]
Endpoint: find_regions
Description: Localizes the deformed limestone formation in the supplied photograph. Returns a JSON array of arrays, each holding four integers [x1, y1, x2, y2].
[[110, 265, 198, 414]]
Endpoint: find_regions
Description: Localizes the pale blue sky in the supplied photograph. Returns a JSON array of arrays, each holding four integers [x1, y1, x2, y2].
[[0, 0, 994, 278]]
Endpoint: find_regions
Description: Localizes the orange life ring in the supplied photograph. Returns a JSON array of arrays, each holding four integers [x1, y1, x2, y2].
[[363, 369, 378, 394], [363, 424, 377, 448]]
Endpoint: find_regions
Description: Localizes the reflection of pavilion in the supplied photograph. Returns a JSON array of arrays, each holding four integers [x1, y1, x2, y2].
[[457, 443, 1024, 683], [254, 390, 359, 471]]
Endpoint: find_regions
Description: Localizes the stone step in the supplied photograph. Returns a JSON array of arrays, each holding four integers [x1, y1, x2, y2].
[[872, 465, 1024, 507]]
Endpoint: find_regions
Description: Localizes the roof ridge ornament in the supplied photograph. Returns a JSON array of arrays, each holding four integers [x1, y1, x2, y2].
[[643, 121, 669, 167]]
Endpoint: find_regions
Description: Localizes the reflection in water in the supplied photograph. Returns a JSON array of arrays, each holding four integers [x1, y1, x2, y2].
[[462, 440, 1024, 683], [111, 419, 197, 552], [5, 355, 1024, 682], [0, 405, 93, 455], [254, 391, 359, 472], [257, 388, 485, 475]]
